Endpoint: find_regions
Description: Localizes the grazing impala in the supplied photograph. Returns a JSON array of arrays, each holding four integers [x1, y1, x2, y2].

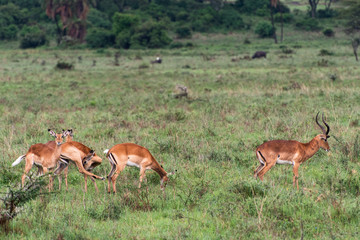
[[54, 139, 104, 192], [254, 112, 331, 189], [12, 129, 66, 190], [104, 143, 175, 194]]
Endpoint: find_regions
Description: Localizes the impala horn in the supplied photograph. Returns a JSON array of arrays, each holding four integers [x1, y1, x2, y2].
[[316, 112, 330, 138], [322, 113, 330, 138]]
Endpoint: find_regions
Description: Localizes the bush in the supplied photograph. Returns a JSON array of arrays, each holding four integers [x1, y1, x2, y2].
[[87, 9, 112, 29], [323, 28, 335, 37], [295, 18, 321, 31], [130, 21, 172, 49], [0, 24, 18, 40], [255, 21, 275, 38], [86, 28, 115, 48], [274, 13, 293, 23], [236, 0, 268, 14], [112, 13, 139, 36], [317, 9, 337, 18], [169, 42, 184, 49], [219, 8, 244, 30], [115, 30, 132, 49], [19, 25, 47, 49], [190, 7, 218, 32], [175, 26, 192, 39]]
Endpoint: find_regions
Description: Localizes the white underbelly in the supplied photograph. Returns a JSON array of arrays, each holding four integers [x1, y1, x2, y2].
[[276, 159, 294, 165], [126, 160, 140, 168]]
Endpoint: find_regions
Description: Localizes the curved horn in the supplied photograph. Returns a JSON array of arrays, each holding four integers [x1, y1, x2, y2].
[[322, 113, 330, 136], [315, 112, 326, 135]]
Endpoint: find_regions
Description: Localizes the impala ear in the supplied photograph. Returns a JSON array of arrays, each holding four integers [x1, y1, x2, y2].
[[48, 129, 56, 137], [327, 135, 331, 139]]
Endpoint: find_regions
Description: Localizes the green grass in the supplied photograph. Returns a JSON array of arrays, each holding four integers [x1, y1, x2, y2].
[[0, 28, 359, 239]]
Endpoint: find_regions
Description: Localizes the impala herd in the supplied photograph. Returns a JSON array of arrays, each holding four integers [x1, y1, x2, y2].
[[11, 113, 331, 193]]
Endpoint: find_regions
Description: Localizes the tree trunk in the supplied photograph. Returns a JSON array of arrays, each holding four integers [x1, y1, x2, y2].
[[309, 0, 319, 18], [270, 7, 278, 44], [280, 11, 283, 42], [54, 16, 63, 46], [352, 39, 359, 61]]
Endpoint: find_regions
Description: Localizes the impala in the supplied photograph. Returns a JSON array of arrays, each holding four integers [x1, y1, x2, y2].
[[54, 139, 104, 192], [104, 143, 175, 194], [254, 112, 331, 189], [12, 129, 66, 190], [44, 129, 73, 190]]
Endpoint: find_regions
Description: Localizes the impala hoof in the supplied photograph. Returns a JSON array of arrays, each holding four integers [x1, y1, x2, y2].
[[101, 177, 105, 181]]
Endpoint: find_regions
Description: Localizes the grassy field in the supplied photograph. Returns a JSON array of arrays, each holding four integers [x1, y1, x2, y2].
[[0, 28, 359, 239]]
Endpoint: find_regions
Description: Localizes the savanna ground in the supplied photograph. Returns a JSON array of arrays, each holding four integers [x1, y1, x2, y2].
[[0, 27, 359, 239]]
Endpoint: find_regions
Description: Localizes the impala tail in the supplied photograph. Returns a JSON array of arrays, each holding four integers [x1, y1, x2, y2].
[[103, 149, 109, 155], [12, 155, 26, 167]]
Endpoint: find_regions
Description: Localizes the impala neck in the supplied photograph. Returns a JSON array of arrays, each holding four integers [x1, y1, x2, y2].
[[152, 161, 168, 179], [303, 137, 320, 161]]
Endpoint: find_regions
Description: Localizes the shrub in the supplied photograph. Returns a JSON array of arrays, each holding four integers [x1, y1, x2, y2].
[[130, 21, 171, 49], [19, 25, 47, 49], [190, 7, 218, 32], [317, 9, 337, 18], [169, 42, 184, 49], [112, 13, 139, 36], [87, 9, 112, 29], [236, 0, 268, 14], [219, 8, 244, 30], [0, 24, 18, 40], [86, 28, 115, 48], [295, 18, 321, 31], [319, 49, 334, 56], [255, 21, 275, 38], [175, 26, 192, 39], [323, 28, 335, 37], [274, 13, 293, 23]]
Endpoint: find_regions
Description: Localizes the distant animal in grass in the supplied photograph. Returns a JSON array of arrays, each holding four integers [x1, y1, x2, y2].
[[252, 51, 267, 59], [151, 57, 162, 64]]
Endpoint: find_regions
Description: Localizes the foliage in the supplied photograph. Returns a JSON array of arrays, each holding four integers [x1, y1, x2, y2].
[[86, 28, 115, 48], [130, 21, 172, 49], [295, 18, 322, 31], [235, 0, 268, 14], [19, 25, 47, 49], [219, 7, 244, 30], [190, 7, 218, 32], [87, 9, 112, 30], [0, 24, 18, 40], [274, 13, 293, 23], [112, 13, 140, 36], [175, 26, 192, 39], [255, 21, 275, 38], [323, 28, 335, 37], [0, 3, 28, 27], [317, 9, 337, 18]]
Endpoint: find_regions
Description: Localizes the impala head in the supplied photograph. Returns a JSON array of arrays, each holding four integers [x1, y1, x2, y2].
[[83, 150, 102, 171], [64, 129, 73, 141], [48, 129, 65, 146], [160, 167, 177, 191], [315, 112, 331, 151]]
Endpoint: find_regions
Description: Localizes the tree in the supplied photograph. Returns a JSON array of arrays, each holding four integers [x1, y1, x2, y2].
[[324, 0, 333, 11], [44, 0, 92, 44], [308, 0, 320, 18], [270, 0, 278, 43], [341, 0, 360, 61]]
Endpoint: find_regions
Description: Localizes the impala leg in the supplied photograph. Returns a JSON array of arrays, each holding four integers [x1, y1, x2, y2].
[[107, 163, 117, 193], [84, 175, 88, 193], [22, 159, 33, 187], [73, 159, 104, 180], [254, 163, 266, 178], [90, 176, 99, 193], [64, 166, 69, 191], [42, 167, 52, 192], [293, 163, 300, 190], [138, 167, 147, 189], [58, 174, 62, 190], [111, 164, 126, 194], [257, 161, 276, 180]]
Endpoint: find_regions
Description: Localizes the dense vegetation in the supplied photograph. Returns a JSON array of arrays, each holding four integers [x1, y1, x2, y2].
[[0, 0, 359, 239]]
